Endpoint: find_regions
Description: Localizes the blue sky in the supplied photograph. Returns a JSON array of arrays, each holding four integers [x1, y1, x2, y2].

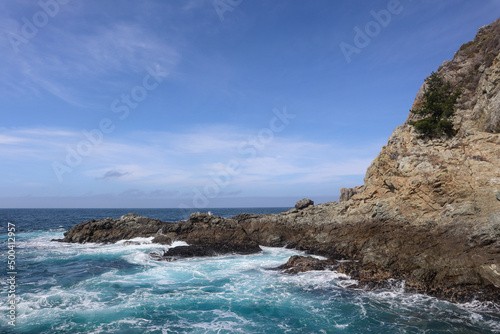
[[1, 0, 499, 208]]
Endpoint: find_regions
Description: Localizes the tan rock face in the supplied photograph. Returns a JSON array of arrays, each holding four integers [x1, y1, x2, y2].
[[342, 18, 500, 228]]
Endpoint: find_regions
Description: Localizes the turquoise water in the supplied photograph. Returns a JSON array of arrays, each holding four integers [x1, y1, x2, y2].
[[1, 209, 499, 333]]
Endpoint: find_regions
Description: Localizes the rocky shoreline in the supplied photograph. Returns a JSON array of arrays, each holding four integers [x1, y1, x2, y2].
[[57, 19, 500, 305], [58, 204, 500, 304]]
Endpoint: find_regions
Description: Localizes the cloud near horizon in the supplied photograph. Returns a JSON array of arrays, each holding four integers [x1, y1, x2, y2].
[[0, 125, 383, 204]]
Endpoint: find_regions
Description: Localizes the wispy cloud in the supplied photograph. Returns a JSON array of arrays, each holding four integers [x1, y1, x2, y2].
[[0, 134, 26, 144], [0, 125, 382, 198], [0, 127, 76, 160], [0, 3, 180, 105]]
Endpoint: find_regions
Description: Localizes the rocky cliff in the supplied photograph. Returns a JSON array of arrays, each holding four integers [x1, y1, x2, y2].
[[60, 19, 500, 304], [328, 18, 500, 300], [349, 18, 500, 227]]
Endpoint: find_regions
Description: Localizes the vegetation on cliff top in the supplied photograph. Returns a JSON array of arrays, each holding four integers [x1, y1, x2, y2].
[[409, 72, 462, 138]]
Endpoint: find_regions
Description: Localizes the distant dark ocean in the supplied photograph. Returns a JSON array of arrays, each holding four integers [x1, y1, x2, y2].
[[1, 208, 499, 333]]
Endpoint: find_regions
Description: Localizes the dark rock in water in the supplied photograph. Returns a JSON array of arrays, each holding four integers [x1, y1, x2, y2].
[[160, 243, 261, 261], [152, 235, 172, 245], [62, 211, 261, 257], [280, 255, 335, 274], [335, 261, 401, 291], [166, 213, 262, 257], [295, 198, 314, 210], [163, 245, 217, 258], [61, 214, 166, 244]]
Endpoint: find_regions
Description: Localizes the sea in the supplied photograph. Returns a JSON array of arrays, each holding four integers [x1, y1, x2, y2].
[[0, 208, 499, 334]]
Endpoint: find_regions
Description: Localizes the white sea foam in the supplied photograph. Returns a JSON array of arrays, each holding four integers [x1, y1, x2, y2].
[[459, 299, 500, 313], [114, 236, 155, 245], [279, 269, 358, 291]]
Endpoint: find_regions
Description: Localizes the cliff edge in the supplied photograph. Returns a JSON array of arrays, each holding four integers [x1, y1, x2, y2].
[[347, 18, 500, 226]]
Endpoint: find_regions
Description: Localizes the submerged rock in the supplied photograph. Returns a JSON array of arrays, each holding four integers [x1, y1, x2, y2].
[[280, 255, 335, 274]]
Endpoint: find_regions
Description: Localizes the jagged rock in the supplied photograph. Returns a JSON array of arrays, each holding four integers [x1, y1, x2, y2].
[[161, 246, 217, 259], [61, 211, 262, 258], [295, 198, 314, 210], [60, 215, 167, 244], [339, 186, 364, 202], [280, 255, 335, 274], [152, 235, 173, 245], [161, 242, 260, 261], [152, 213, 263, 260], [189, 212, 212, 221]]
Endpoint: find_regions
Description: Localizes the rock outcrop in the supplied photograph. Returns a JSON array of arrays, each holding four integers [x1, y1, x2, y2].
[[161, 213, 261, 258], [339, 186, 364, 202], [279, 255, 335, 274], [60, 212, 261, 258], [295, 198, 314, 210], [60, 213, 166, 244], [60, 19, 500, 304]]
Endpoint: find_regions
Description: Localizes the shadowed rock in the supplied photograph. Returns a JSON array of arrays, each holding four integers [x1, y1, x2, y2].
[[280, 255, 335, 274], [60, 212, 261, 258], [59, 213, 166, 244], [295, 198, 314, 210]]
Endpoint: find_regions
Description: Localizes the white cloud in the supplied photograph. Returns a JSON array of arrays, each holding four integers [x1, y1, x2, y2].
[[14, 128, 75, 137], [0, 134, 26, 144], [0, 127, 75, 160], [0, 125, 381, 198]]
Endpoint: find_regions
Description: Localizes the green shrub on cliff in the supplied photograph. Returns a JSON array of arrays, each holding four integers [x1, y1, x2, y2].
[[409, 72, 461, 138]]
